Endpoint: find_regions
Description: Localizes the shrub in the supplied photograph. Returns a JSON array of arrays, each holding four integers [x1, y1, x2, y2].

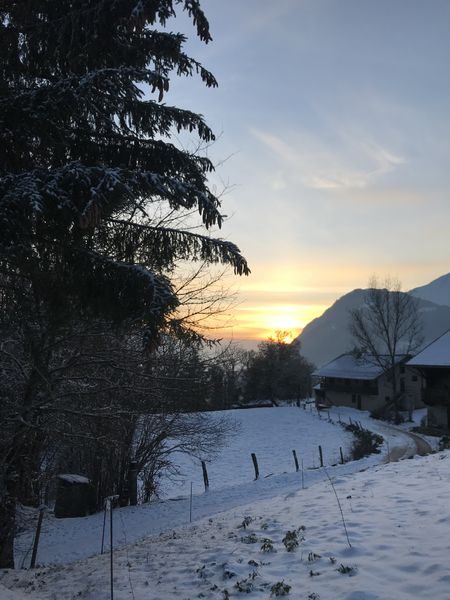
[[239, 516, 253, 529], [261, 538, 275, 552], [336, 564, 356, 576], [271, 581, 291, 596], [343, 422, 383, 460], [282, 530, 299, 552]]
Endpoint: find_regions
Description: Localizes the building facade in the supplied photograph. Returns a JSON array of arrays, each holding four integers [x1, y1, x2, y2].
[[314, 354, 422, 414], [407, 330, 450, 429]]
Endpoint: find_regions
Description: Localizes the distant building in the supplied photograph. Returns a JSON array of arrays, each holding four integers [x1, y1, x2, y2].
[[313, 353, 422, 413], [407, 329, 450, 429]]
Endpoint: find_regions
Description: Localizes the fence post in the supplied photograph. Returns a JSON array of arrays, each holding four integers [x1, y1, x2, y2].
[[201, 460, 209, 491], [318, 445, 324, 468], [292, 450, 299, 472], [110, 499, 114, 600], [251, 453, 259, 480], [301, 459, 305, 489], [340, 447, 345, 465], [101, 501, 107, 554], [30, 506, 45, 568], [103, 495, 119, 600]]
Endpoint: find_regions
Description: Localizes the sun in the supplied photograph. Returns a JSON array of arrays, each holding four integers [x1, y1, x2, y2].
[[264, 310, 302, 343]]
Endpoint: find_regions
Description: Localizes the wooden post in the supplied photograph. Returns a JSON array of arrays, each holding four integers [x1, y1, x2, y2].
[[102, 495, 119, 600], [340, 447, 345, 465], [292, 450, 299, 472], [318, 445, 324, 468], [30, 506, 45, 568], [101, 502, 107, 554], [129, 460, 138, 506], [201, 460, 209, 491], [251, 453, 259, 480], [110, 499, 114, 600], [189, 482, 193, 523], [301, 459, 305, 489], [386, 440, 390, 462]]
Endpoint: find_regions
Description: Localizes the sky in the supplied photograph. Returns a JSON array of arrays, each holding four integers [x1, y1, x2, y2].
[[166, 0, 450, 345]]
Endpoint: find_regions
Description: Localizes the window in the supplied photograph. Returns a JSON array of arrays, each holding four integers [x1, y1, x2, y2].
[[400, 365, 405, 375], [412, 375, 418, 382]]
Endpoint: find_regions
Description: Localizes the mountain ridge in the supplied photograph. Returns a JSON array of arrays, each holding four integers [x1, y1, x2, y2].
[[296, 273, 450, 368], [409, 272, 450, 306]]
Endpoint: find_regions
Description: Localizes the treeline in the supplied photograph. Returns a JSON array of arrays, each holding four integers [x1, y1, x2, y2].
[[181, 332, 314, 411], [242, 333, 314, 405]]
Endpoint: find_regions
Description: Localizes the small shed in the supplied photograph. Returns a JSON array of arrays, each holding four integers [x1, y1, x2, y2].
[[54, 474, 96, 518]]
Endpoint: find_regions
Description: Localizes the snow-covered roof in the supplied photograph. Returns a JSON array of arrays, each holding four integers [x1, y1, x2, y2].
[[407, 329, 450, 367], [313, 354, 404, 380], [57, 474, 90, 485]]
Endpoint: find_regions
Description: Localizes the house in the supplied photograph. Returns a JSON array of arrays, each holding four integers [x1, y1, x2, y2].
[[313, 353, 422, 413], [407, 329, 450, 429]]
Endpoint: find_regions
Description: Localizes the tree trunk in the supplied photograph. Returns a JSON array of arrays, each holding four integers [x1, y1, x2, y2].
[[0, 371, 44, 569], [0, 475, 16, 568], [391, 362, 399, 422]]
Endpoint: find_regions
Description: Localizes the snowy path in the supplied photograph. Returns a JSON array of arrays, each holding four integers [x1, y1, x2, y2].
[[385, 428, 433, 461], [327, 406, 434, 461]]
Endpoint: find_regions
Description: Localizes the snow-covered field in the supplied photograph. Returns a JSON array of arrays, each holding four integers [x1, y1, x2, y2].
[[161, 406, 356, 498], [1, 406, 446, 599]]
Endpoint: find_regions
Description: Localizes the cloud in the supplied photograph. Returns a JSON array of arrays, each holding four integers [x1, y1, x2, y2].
[[251, 127, 405, 191], [345, 187, 426, 207]]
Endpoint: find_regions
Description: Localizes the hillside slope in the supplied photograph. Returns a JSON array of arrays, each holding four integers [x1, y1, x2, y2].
[[0, 408, 447, 600]]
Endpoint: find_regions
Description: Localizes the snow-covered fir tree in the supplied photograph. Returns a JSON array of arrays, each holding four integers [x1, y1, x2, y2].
[[0, 0, 249, 568]]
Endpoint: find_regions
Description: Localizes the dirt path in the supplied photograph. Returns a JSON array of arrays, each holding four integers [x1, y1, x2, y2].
[[383, 426, 433, 462]]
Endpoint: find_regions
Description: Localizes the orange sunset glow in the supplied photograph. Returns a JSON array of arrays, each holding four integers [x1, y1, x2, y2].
[[210, 256, 450, 347], [213, 301, 329, 344]]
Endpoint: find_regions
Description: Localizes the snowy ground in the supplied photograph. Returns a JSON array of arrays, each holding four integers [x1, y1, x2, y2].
[[161, 406, 356, 498], [2, 406, 445, 599]]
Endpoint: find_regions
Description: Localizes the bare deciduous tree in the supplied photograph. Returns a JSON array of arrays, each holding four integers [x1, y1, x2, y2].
[[350, 276, 423, 417]]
